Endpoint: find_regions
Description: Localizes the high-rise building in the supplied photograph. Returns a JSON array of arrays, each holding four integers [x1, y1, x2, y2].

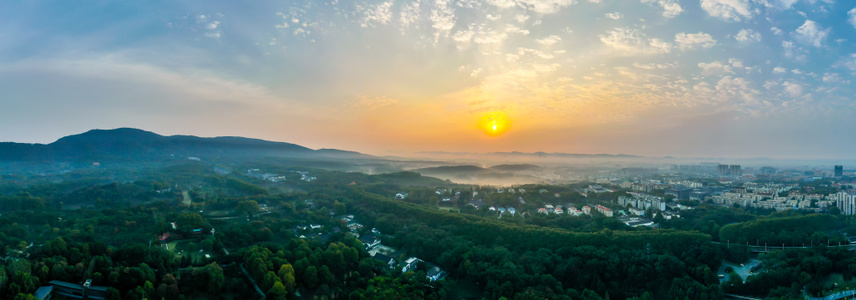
[[835, 165, 843, 177], [729, 165, 742, 176], [718, 165, 729, 176], [835, 191, 856, 215]]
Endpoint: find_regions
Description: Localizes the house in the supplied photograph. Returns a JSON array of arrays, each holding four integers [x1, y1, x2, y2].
[[582, 206, 591, 214], [395, 192, 408, 199], [554, 207, 564, 214], [372, 253, 395, 269], [402, 257, 422, 272], [158, 232, 171, 241], [427, 266, 446, 281], [358, 234, 381, 249], [594, 205, 614, 217], [507, 207, 516, 216], [538, 208, 549, 214]]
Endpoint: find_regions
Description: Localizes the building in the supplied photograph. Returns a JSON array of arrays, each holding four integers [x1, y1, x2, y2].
[[594, 205, 613, 217], [48, 280, 109, 300], [358, 234, 381, 249], [718, 165, 729, 176], [729, 165, 742, 176], [719, 164, 742, 176], [402, 257, 422, 272], [427, 266, 446, 281], [34, 286, 53, 300], [833, 191, 856, 215], [835, 165, 844, 177]]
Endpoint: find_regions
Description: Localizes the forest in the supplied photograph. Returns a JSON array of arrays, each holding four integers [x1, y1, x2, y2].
[[0, 162, 855, 299]]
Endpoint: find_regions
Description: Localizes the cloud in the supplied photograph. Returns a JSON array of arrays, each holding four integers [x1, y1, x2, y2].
[[486, 0, 517, 8], [700, 0, 754, 22], [698, 61, 733, 74], [641, 0, 683, 18], [470, 68, 482, 78], [457, 24, 530, 45], [485, 0, 577, 14], [605, 12, 623, 20], [774, 0, 800, 9], [197, 14, 223, 38], [782, 81, 802, 97], [431, 0, 456, 41], [400, 2, 422, 27], [849, 8, 856, 29], [518, 0, 578, 14], [452, 28, 475, 43], [600, 27, 672, 55], [839, 53, 856, 73], [633, 62, 676, 69], [773, 66, 787, 74], [822, 73, 841, 83], [675, 32, 717, 50], [714, 76, 757, 104], [536, 35, 562, 46], [782, 40, 806, 61], [517, 47, 555, 59], [735, 29, 761, 42], [770, 27, 783, 35], [359, 1, 393, 28], [793, 19, 830, 47]]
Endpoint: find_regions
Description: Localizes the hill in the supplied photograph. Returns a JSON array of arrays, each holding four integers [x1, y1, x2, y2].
[[0, 128, 367, 162], [489, 164, 541, 172]]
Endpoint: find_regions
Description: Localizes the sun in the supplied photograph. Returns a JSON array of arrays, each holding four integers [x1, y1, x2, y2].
[[479, 111, 511, 136]]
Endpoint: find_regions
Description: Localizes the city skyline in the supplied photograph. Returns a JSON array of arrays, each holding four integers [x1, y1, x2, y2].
[[3, 1, 856, 159]]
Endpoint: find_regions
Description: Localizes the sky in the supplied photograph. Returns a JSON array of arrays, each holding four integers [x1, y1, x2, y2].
[[2, 0, 856, 159]]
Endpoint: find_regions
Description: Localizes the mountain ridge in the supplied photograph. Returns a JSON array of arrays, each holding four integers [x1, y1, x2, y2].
[[0, 127, 366, 162]]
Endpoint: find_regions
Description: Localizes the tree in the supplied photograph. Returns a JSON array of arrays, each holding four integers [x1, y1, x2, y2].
[[105, 287, 121, 300], [176, 212, 205, 231], [304, 266, 319, 289], [319, 265, 333, 284], [277, 264, 296, 292], [236, 200, 260, 216], [334, 201, 347, 215], [13, 294, 37, 300], [652, 212, 665, 224], [267, 280, 288, 300], [829, 206, 841, 215], [205, 262, 224, 293]]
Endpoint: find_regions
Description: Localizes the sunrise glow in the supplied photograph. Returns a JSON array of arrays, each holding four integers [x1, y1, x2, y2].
[[479, 111, 510, 137]]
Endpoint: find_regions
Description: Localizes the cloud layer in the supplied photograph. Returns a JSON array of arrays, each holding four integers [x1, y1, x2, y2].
[[1, 0, 856, 158]]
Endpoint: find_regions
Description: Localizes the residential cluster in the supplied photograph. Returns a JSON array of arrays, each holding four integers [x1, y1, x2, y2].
[[343, 215, 447, 282], [246, 168, 287, 182]]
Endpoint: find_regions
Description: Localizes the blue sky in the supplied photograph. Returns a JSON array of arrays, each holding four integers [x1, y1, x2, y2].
[[2, 0, 856, 158]]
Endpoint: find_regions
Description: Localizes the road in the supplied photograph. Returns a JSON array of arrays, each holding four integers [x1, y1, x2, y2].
[[804, 289, 856, 300]]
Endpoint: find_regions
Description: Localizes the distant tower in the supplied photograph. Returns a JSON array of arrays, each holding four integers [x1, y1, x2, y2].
[[835, 165, 843, 177], [729, 165, 742, 176], [718, 164, 729, 176]]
